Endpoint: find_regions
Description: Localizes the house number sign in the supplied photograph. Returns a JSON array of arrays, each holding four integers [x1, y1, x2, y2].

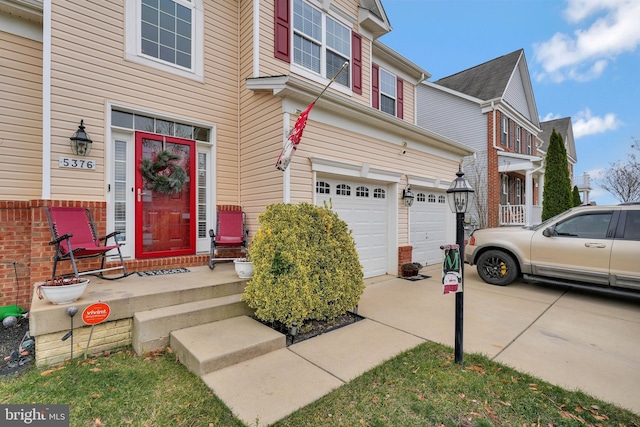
[[59, 156, 96, 170]]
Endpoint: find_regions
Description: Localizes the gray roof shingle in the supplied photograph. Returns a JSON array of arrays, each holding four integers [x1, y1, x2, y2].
[[434, 49, 523, 101]]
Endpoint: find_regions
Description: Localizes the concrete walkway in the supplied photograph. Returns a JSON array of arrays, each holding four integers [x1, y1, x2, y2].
[[203, 266, 640, 426]]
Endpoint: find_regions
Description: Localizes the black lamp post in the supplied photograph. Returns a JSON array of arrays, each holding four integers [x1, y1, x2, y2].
[[446, 164, 474, 364], [70, 120, 93, 156]]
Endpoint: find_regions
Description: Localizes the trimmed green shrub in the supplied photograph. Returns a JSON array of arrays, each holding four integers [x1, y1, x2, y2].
[[242, 202, 364, 328]]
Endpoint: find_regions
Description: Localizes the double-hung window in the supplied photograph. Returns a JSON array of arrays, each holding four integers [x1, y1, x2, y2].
[[501, 117, 508, 146], [379, 68, 397, 116], [293, 0, 350, 87], [126, 0, 204, 80]]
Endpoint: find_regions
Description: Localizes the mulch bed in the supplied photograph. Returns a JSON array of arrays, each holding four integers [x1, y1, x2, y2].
[[0, 316, 33, 377], [255, 311, 364, 346]]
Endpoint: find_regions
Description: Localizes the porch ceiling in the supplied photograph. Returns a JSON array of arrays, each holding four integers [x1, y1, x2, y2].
[[498, 152, 542, 173]]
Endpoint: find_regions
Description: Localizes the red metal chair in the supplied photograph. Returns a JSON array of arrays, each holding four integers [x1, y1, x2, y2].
[[208, 207, 248, 269], [46, 206, 129, 279]]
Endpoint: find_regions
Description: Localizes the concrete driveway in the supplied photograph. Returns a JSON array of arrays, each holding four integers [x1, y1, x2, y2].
[[358, 265, 640, 414]]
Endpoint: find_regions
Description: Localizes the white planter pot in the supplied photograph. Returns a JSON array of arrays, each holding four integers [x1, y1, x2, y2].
[[233, 259, 254, 279], [37, 279, 90, 304]]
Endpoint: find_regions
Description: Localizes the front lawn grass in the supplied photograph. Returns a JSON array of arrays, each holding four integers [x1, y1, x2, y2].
[[1, 343, 638, 427]]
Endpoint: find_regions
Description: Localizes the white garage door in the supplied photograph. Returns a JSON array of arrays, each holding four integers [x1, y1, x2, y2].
[[410, 190, 448, 267], [316, 178, 389, 278]]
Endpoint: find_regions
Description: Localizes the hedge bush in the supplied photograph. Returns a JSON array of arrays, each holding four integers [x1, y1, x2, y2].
[[241, 202, 364, 328]]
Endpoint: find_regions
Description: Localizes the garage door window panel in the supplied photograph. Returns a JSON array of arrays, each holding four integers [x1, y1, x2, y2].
[[336, 184, 351, 196], [316, 181, 330, 194], [356, 186, 369, 197], [374, 188, 386, 199]]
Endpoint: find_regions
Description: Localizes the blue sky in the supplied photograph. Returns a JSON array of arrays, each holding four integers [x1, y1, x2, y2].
[[378, 0, 640, 205]]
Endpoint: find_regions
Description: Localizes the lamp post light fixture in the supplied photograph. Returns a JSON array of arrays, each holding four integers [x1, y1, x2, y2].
[[402, 185, 415, 207], [446, 164, 475, 365], [70, 120, 93, 156]]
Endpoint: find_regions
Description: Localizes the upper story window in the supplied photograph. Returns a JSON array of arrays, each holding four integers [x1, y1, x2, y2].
[[379, 69, 397, 116], [125, 0, 204, 81], [501, 117, 508, 146], [372, 64, 404, 119], [515, 126, 521, 152], [527, 134, 533, 155], [292, 0, 350, 87]]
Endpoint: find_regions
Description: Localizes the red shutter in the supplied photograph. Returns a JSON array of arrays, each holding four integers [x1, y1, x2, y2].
[[396, 78, 404, 119], [372, 63, 379, 110], [274, 0, 290, 62], [352, 32, 362, 95]]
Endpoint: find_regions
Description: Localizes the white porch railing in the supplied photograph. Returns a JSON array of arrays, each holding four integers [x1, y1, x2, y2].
[[500, 204, 526, 225], [499, 204, 542, 226]]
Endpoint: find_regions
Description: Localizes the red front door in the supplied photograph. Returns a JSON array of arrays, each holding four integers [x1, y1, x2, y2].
[[135, 132, 196, 258]]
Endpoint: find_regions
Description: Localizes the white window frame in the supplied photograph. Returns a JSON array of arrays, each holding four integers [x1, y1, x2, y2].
[[291, 0, 352, 91], [125, 0, 204, 81], [515, 125, 521, 152], [379, 68, 397, 116], [501, 117, 508, 146]]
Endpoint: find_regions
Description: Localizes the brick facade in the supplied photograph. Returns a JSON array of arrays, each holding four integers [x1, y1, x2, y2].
[[1, 200, 212, 311], [487, 113, 500, 227], [397, 245, 412, 276]]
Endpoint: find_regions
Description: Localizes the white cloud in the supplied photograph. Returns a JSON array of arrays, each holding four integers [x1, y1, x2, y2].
[[572, 108, 621, 138], [541, 112, 561, 122], [533, 0, 640, 82]]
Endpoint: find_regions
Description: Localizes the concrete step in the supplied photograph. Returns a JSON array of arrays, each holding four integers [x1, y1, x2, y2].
[[170, 316, 286, 376], [132, 294, 254, 354]]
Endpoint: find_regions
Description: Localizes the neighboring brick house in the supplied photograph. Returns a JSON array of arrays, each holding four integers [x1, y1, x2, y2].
[[416, 49, 546, 229], [0, 0, 473, 310]]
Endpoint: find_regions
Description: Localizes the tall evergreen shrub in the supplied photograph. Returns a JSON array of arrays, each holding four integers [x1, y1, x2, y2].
[[542, 129, 573, 221], [572, 185, 582, 207], [242, 202, 364, 328]]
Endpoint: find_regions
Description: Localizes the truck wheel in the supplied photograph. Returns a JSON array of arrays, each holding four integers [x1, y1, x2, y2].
[[476, 250, 518, 286]]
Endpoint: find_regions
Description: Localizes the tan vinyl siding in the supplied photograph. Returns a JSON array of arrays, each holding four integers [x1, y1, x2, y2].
[[239, 92, 283, 235], [48, 0, 240, 201], [0, 31, 43, 201]]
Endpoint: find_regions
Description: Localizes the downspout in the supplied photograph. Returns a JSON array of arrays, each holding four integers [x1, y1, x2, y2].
[[41, 0, 52, 199], [414, 73, 427, 126]]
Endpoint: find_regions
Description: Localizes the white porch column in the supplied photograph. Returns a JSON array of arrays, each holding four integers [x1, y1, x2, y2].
[[525, 170, 533, 227]]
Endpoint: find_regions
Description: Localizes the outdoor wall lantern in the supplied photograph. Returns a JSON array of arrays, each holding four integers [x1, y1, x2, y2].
[[446, 164, 475, 365], [402, 185, 415, 207], [70, 120, 93, 156]]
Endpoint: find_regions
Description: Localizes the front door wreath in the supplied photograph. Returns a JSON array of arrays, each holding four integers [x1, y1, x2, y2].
[[140, 150, 187, 194]]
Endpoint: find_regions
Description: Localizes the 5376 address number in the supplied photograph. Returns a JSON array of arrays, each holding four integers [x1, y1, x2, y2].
[[59, 157, 96, 170]]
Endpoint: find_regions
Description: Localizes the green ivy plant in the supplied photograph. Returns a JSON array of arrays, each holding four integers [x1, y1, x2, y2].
[[242, 202, 364, 328]]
